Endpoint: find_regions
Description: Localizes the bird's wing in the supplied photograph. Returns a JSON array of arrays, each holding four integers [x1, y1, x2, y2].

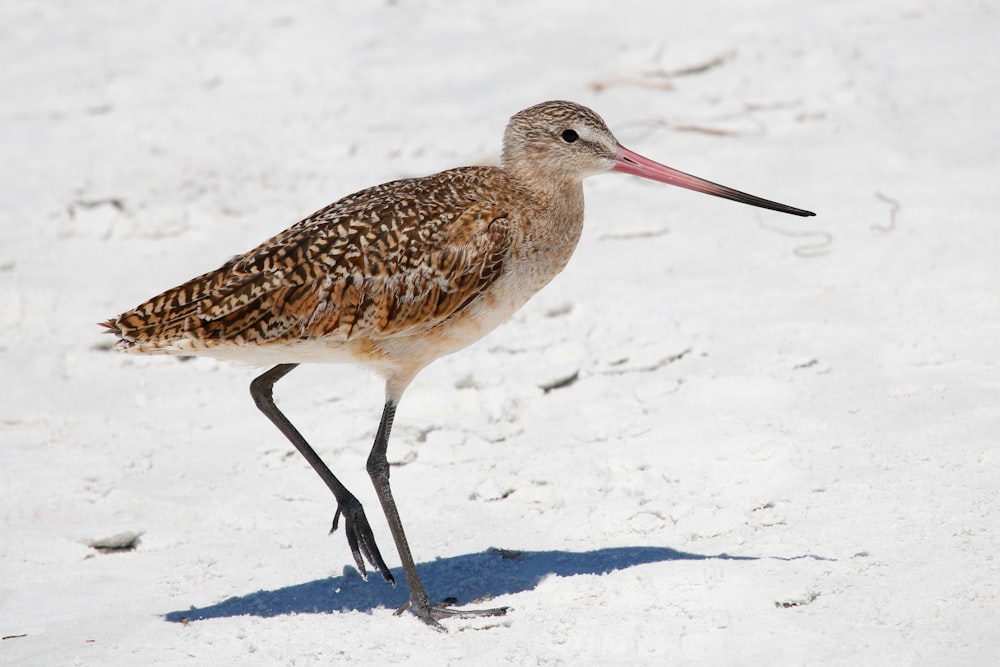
[[104, 169, 517, 350]]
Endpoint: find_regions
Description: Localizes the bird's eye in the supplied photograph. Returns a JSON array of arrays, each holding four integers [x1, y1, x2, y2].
[[560, 129, 579, 143]]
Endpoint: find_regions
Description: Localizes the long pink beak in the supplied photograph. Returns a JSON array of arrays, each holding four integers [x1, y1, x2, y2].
[[613, 144, 815, 217]]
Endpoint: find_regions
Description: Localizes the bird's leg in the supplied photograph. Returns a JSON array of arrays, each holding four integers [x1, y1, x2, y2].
[[250, 364, 394, 584], [366, 399, 509, 631]]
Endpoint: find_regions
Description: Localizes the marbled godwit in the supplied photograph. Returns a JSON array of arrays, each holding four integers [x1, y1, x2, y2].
[[102, 100, 814, 630]]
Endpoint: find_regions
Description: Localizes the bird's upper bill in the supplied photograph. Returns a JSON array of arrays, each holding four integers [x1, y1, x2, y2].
[[612, 144, 815, 217]]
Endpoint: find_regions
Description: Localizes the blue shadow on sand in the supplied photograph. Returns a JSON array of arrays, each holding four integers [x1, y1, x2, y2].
[[164, 546, 756, 622]]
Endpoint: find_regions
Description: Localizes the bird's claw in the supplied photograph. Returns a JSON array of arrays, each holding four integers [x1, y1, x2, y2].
[[396, 596, 509, 632], [331, 499, 394, 585]]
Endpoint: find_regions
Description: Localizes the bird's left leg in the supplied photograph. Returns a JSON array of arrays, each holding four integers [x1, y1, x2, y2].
[[366, 398, 509, 631]]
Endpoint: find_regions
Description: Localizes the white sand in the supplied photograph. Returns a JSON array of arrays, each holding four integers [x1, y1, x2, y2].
[[2, 1, 998, 664]]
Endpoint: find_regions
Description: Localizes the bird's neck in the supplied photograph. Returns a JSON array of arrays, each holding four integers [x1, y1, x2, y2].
[[515, 172, 586, 275]]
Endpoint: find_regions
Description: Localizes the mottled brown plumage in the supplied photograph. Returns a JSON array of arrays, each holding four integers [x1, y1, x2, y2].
[[102, 100, 814, 630], [104, 161, 587, 395]]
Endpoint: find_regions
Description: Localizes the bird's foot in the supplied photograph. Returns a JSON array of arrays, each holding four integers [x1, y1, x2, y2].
[[396, 596, 509, 632], [331, 497, 394, 585]]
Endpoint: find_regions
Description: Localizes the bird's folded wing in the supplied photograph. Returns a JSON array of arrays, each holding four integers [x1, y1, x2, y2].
[[104, 195, 514, 350]]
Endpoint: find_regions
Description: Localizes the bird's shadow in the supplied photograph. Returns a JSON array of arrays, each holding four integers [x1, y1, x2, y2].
[[164, 546, 758, 622]]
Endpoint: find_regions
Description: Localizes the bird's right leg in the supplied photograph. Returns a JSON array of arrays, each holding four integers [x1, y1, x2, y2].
[[250, 363, 394, 584]]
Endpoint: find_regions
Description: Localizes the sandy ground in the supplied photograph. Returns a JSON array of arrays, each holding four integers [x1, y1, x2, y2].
[[2, 1, 999, 664]]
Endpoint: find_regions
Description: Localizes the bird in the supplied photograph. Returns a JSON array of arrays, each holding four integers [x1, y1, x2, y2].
[[102, 100, 815, 630]]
